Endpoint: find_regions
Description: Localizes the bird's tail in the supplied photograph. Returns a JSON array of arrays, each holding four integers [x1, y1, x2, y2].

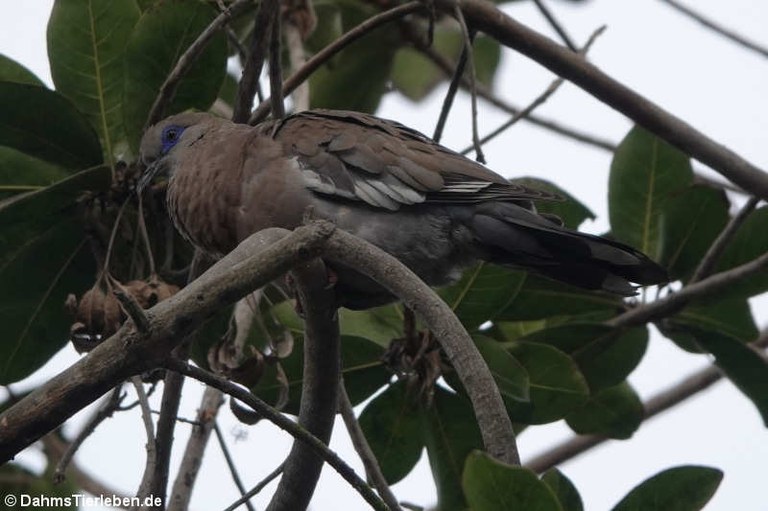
[[469, 203, 668, 296]]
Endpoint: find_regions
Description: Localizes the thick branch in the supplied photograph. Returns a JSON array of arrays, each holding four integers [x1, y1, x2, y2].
[[0, 224, 334, 462], [266, 259, 341, 511], [449, 0, 768, 199], [323, 230, 519, 465]]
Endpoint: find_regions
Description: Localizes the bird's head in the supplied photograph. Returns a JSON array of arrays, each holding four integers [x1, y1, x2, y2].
[[137, 112, 217, 193]]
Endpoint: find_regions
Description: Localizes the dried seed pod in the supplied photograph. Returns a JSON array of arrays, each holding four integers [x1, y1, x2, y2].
[[66, 284, 125, 352]]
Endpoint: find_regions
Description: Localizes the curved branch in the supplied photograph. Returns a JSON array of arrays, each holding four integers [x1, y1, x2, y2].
[[324, 230, 520, 465], [448, 0, 768, 199], [266, 259, 341, 511]]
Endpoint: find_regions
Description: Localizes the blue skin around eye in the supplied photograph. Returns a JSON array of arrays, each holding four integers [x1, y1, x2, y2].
[[161, 125, 185, 155]]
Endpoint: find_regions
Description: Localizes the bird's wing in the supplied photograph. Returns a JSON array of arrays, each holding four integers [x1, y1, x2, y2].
[[269, 109, 560, 211]]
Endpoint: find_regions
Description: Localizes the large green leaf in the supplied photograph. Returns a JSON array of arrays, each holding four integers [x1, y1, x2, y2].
[[611, 466, 722, 511], [463, 451, 563, 511], [421, 387, 485, 511], [47, 0, 140, 166], [0, 217, 95, 384], [687, 328, 768, 426], [123, 0, 228, 151], [609, 126, 693, 259], [658, 185, 729, 281], [0, 147, 69, 202], [251, 335, 389, 414], [542, 469, 584, 511], [310, 4, 400, 113], [439, 263, 525, 330], [565, 382, 643, 439], [519, 323, 648, 391], [499, 273, 622, 321], [661, 297, 758, 352], [358, 381, 423, 485], [0, 54, 45, 86], [714, 206, 768, 298], [510, 177, 595, 229], [0, 82, 103, 169], [505, 342, 589, 424]]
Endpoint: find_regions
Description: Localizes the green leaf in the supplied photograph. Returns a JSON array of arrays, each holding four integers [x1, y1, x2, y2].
[[611, 466, 722, 511], [439, 263, 525, 330], [520, 323, 648, 391], [310, 4, 400, 112], [251, 335, 388, 414], [422, 387, 485, 511], [358, 381, 423, 485], [498, 273, 622, 321], [542, 469, 584, 511], [463, 451, 563, 511], [505, 342, 589, 424], [510, 177, 596, 229], [609, 126, 693, 259], [659, 185, 729, 281], [47, 0, 141, 166], [0, 54, 45, 86], [0, 146, 69, 202], [0, 217, 95, 384], [475, 336, 530, 403], [123, 0, 228, 151], [687, 327, 768, 426], [565, 382, 643, 439], [661, 297, 758, 353], [0, 82, 103, 169], [715, 206, 768, 298]]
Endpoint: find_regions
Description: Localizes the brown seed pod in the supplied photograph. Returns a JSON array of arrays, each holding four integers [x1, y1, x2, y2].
[[67, 284, 125, 352]]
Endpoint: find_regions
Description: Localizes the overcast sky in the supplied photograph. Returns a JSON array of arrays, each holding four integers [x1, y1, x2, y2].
[[1, 1, 767, 510]]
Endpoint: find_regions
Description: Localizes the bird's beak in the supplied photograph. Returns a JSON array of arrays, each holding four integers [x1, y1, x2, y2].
[[137, 159, 163, 195]]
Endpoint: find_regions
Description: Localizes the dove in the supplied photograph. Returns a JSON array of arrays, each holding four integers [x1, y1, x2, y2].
[[139, 109, 667, 309]]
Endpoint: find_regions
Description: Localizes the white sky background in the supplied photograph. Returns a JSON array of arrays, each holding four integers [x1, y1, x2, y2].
[[1, 1, 767, 510]]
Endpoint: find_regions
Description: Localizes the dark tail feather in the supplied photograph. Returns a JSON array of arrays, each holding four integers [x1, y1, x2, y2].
[[471, 206, 668, 296]]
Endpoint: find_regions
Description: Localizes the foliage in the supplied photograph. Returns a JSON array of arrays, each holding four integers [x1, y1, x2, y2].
[[0, 0, 766, 509]]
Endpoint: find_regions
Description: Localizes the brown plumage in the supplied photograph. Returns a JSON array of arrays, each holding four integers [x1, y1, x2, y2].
[[139, 109, 667, 309]]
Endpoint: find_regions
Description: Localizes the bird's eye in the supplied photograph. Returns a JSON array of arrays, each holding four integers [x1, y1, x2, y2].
[[160, 125, 185, 154]]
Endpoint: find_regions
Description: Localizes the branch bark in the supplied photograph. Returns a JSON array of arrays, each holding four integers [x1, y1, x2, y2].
[[447, 0, 768, 199]]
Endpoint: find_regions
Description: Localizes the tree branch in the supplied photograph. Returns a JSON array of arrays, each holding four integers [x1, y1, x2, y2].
[[224, 463, 285, 511], [323, 230, 520, 465], [213, 423, 256, 511], [447, 0, 768, 199], [531, 0, 576, 51], [167, 386, 225, 511], [266, 259, 341, 511]]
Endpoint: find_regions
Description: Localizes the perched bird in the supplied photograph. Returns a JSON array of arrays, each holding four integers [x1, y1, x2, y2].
[[139, 109, 667, 309]]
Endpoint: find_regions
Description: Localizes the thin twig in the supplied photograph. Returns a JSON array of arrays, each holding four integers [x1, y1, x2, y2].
[[113, 284, 151, 335], [338, 377, 402, 511], [132, 377, 158, 501], [137, 196, 156, 276], [145, 0, 252, 128], [454, 7, 485, 163], [283, 22, 310, 111], [223, 464, 285, 511], [53, 386, 124, 483], [525, 330, 768, 473], [167, 386, 225, 511], [249, 1, 424, 123], [531, 0, 576, 51], [164, 359, 390, 511], [432, 42, 469, 143], [689, 196, 760, 283], [268, 8, 286, 119], [407, 27, 617, 152], [459, 25, 605, 155], [658, 0, 768, 59], [214, 423, 256, 511], [233, 0, 280, 123]]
